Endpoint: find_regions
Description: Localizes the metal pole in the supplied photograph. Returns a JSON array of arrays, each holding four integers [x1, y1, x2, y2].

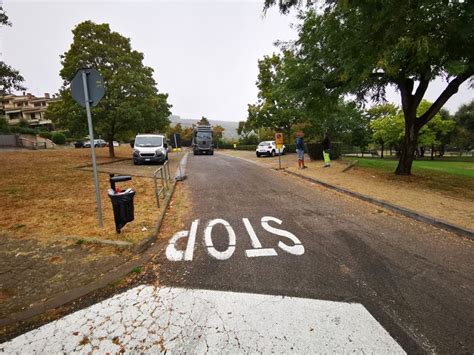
[[278, 150, 282, 170], [153, 171, 160, 208], [174, 134, 183, 180], [82, 71, 103, 227]]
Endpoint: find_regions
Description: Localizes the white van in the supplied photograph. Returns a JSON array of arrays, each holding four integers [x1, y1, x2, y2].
[[132, 134, 169, 165]]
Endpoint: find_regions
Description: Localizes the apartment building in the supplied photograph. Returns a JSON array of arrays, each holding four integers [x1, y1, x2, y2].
[[0, 92, 59, 130]]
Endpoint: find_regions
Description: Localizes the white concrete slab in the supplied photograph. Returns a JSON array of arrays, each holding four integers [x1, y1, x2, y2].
[[1, 286, 405, 354]]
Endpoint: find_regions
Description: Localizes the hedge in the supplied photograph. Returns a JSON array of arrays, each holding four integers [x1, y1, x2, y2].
[[52, 132, 66, 145], [38, 131, 52, 140], [307, 142, 342, 160]]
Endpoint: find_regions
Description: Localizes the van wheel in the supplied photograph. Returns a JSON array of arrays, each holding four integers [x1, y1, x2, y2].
[[256, 152, 260, 157], [271, 150, 276, 157]]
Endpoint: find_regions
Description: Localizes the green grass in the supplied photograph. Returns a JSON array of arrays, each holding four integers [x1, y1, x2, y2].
[[344, 157, 474, 177]]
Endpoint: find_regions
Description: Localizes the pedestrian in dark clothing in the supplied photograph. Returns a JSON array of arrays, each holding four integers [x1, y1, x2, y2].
[[296, 131, 306, 169], [322, 134, 331, 167]]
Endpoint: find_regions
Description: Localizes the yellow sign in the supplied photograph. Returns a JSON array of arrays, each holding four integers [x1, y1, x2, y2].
[[275, 132, 283, 149]]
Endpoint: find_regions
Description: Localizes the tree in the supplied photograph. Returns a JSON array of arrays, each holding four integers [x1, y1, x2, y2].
[[452, 100, 474, 155], [370, 107, 405, 157], [247, 53, 303, 143], [417, 101, 455, 159], [0, 7, 25, 95], [265, 0, 473, 174], [47, 21, 171, 157], [367, 104, 400, 157], [197, 116, 210, 126], [237, 120, 254, 143], [213, 125, 225, 147]]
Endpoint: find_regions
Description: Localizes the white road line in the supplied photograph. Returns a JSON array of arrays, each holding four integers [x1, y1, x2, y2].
[[262, 216, 305, 255], [204, 219, 236, 260], [1, 286, 406, 354], [245, 248, 279, 257], [166, 230, 189, 261], [243, 217, 279, 258], [184, 219, 199, 261]]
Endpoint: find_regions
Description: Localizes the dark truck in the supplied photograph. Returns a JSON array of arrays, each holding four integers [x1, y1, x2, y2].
[[192, 125, 214, 155]]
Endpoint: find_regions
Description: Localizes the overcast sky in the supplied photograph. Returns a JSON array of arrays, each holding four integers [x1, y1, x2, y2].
[[1, 0, 472, 122]]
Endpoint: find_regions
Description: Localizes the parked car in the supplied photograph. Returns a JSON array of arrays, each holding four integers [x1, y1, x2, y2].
[[74, 141, 84, 148], [83, 139, 107, 148], [106, 141, 119, 147], [132, 134, 169, 165], [256, 141, 286, 157]]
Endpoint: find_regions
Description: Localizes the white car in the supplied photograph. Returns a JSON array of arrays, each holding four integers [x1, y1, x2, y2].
[[256, 141, 286, 157], [83, 139, 107, 148]]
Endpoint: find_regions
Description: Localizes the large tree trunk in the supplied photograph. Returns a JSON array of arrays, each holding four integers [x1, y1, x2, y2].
[[395, 117, 419, 175], [108, 139, 115, 158], [380, 143, 384, 158]]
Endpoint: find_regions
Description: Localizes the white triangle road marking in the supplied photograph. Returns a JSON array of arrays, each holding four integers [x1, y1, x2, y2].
[[1, 286, 405, 354]]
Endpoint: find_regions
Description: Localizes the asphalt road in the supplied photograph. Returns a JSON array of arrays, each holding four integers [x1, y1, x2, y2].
[[157, 152, 474, 353]]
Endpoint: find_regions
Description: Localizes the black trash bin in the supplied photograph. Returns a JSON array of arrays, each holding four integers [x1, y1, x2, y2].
[[108, 175, 135, 233]]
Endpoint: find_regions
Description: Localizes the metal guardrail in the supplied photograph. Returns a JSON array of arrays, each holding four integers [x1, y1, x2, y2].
[[153, 160, 173, 208]]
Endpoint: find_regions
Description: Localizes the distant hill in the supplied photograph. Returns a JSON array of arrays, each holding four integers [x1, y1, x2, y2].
[[170, 115, 239, 140]]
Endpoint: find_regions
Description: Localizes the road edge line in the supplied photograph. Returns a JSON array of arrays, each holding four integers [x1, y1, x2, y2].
[[284, 169, 474, 240]]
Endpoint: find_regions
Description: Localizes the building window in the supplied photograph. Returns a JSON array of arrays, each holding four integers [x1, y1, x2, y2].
[[31, 113, 36, 119]]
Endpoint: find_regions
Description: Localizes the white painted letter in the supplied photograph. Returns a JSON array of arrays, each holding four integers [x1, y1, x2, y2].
[[261, 216, 304, 255], [243, 218, 277, 257], [184, 219, 199, 261], [204, 219, 236, 260], [166, 230, 189, 261]]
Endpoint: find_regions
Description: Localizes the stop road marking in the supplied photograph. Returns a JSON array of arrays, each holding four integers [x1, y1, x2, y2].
[[165, 217, 305, 262]]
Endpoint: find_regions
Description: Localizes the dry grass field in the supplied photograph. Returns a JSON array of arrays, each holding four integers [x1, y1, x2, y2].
[[0, 146, 173, 244]]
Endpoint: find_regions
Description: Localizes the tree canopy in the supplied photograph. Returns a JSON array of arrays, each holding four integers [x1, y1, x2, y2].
[[262, 0, 473, 174], [46, 21, 171, 157], [197, 116, 211, 126]]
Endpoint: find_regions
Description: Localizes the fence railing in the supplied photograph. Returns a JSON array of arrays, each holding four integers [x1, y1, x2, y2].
[[153, 160, 173, 208]]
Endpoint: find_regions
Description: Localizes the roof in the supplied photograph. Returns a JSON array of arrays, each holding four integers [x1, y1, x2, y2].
[[135, 134, 165, 137]]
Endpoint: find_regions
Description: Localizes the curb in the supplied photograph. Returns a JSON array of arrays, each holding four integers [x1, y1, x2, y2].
[[0, 154, 189, 327], [284, 169, 474, 240]]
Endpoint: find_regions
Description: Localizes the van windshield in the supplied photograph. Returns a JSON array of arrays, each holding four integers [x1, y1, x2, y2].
[[197, 132, 212, 139], [135, 136, 163, 147]]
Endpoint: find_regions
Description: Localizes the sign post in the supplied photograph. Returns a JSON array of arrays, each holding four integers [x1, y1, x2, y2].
[[71, 68, 105, 228], [275, 132, 283, 170]]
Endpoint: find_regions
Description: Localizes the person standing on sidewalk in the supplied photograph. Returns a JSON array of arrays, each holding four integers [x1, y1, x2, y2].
[[322, 134, 331, 167], [296, 131, 307, 169]]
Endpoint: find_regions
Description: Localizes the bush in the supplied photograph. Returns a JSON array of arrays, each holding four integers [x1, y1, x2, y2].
[[10, 126, 37, 135], [307, 142, 342, 160], [0, 117, 11, 134], [38, 131, 52, 140], [51, 132, 66, 145]]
